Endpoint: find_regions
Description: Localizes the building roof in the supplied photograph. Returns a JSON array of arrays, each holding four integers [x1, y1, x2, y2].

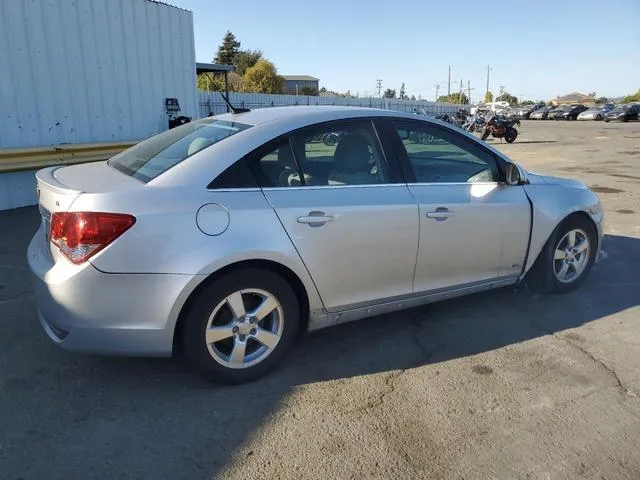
[[282, 75, 319, 81], [196, 62, 234, 74], [550, 92, 593, 104]]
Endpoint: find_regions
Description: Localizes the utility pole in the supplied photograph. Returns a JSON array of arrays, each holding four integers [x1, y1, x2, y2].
[[447, 66, 451, 95], [467, 80, 474, 104], [376, 79, 383, 98], [499, 85, 505, 99], [485, 65, 492, 95], [459, 79, 463, 104], [434, 84, 441, 102]]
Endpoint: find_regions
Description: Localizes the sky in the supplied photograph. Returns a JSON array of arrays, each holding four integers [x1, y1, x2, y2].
[[166, 0, 639, 102]]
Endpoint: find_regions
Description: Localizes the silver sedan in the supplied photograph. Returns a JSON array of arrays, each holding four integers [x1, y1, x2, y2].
[[28, 106, 605, 383], [577, 107, 605, 121]]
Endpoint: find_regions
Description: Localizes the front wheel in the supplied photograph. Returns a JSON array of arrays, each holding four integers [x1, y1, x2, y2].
[[527, 215, 597, 293], [181, 268, 300, 383], [505, 127, 518, 143]]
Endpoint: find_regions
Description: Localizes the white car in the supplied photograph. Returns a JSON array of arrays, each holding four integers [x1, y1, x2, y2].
[[28, 106, 605, 383]]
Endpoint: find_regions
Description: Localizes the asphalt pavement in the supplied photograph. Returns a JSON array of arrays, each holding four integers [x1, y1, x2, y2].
[[1, 120, 639, 480]]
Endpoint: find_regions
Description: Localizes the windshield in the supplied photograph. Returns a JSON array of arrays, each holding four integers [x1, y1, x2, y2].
[[108, 119, 251, 182], [611, 106, 628, 112]]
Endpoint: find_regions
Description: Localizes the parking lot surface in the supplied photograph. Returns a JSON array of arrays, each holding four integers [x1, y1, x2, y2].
[[1, 120, 639, 480]]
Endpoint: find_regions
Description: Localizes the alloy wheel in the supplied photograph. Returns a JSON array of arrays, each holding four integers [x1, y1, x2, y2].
[[553, 228, 590, 284], [205, 289, 284, 369]]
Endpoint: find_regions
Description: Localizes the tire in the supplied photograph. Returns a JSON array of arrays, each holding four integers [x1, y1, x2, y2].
[[481, 128, 490, 141], [527, 215, 598, 293], [181, 268, 300, 384], [596, 114, 602, 121], [505, 127, 518, 143], [604, 119, 610, 123]]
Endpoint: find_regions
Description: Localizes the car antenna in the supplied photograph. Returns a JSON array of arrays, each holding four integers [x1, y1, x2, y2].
[[219, 92, 250, 114]]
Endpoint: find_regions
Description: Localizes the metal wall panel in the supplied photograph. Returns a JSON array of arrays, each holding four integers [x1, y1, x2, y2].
[[0, 0, 196, 149]]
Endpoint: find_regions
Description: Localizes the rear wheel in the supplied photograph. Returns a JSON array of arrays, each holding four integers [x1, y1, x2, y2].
[[596, 114, 602, 121], [481, 128, 490, 141], [181, 268, 300, 383], [527, 215, 597, 293]]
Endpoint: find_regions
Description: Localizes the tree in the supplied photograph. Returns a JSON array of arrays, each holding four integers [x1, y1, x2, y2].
[[299, 86, 318, 96], [197, 73, 224, 91], [383, 88, 396, 98], [588, 92, 596, 98], [410, 95, 416, 101], [438, 92, 469, 104], [399, 82, 406, 100], [484, 91, 493, 103], [495, 91, 518, 105], [595, 96, 608, 104], [214, 31, 241, 65], [520, 100, 534, 105], [233, 49, 262, 76], [242, 59, 283, 93], [623, 89, 640, 103]]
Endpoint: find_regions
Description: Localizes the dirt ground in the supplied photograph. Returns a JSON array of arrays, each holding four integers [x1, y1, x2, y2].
[[1, 120, 639, 480]]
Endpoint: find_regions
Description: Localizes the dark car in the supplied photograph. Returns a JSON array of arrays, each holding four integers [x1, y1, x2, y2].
[[604, 104, 640, 122], [555, 104, 589, 120], [529, 106, 555, 120], [547, 105, 572, 120]]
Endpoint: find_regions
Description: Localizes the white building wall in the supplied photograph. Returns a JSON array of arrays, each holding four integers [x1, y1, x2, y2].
[[0, 0, 196, 149]]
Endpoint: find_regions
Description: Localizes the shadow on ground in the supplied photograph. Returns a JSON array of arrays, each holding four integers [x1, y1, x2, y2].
[[1, 207, 638, 479]]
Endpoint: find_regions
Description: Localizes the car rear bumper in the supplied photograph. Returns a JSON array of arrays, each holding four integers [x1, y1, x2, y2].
[[27, 225, 196, 357]]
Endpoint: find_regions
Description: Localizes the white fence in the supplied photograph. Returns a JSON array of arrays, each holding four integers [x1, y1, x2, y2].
[[197, 91, 465, 118]]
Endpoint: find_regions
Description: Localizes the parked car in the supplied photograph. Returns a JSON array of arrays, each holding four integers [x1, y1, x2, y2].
[[529, 106, 555, 120], [604, 104, 640, 122], [555, 104, 589, 120], [28, 106, 605, 383], [547, 105, 572, 120], [577, 106, 606, 121]]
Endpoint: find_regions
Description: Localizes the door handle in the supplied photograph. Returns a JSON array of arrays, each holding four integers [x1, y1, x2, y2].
[[297, 211, 334, 227], [426, 208, 454, 221]]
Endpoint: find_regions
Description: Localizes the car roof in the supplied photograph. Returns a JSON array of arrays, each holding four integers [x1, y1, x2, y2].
[[211, 105, 409, 127]]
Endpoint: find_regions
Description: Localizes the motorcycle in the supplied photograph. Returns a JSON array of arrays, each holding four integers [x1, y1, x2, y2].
[[481, 115, 520, 143], [462, 114, 486, 133]]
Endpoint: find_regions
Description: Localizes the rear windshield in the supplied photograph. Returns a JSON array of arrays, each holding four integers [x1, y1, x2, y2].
[[108, 119, 251, 182]]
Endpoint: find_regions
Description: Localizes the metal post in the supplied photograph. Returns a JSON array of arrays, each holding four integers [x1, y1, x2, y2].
[[224, 71, 229, 112], [447, 66, 451, 96]]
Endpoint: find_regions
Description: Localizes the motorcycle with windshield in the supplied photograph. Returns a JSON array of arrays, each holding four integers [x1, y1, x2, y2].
[[480, 114, 520, 143]]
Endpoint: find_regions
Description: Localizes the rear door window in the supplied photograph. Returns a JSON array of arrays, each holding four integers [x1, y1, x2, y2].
[[109, 119, 251, 182]]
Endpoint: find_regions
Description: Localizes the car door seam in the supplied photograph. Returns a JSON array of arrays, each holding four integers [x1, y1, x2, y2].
[[257, 187, 327, 310], [404, 184, 421, 295]]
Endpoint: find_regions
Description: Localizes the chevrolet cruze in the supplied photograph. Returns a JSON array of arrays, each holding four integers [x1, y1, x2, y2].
[[28, 106, 605, 383]]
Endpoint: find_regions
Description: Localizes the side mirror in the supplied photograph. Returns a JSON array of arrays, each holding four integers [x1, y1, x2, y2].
[[505, 163, 523, 186]]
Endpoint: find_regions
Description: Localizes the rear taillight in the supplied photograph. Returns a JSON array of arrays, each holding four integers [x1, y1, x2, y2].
[[50, 212, 136, 264]]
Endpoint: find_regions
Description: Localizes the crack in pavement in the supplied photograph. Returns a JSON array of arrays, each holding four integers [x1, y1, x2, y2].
[[347, 314, 443, 415], [505, 301, 638, 399], [0, 290, 34, 306]]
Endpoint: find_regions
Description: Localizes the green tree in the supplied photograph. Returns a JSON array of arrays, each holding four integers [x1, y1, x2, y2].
[[399, 82, 406, 100], [214, 31, 241, 65], [595, 96, 608, 104], [383, 88, 396, 98], [495, 91, 518, 105], [299, 86, 318, 96], [410, 95, 416, 101], [233, 49, 263, 76], [438, 92, 469, 104], [197, 73, 224, 91], [484, 91, 493, 103], [623, 89, 640, 103], [520, 100, 534, 105], [588, 92, 596, 98], [242, 59, 283, 93]]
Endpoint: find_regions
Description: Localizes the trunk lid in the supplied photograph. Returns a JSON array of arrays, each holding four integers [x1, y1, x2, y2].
[[35, 162, 142, 259]]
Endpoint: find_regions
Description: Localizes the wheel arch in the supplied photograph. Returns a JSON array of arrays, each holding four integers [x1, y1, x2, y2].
[[172, 259, 312, 354], [525, 209, 599, 276]]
